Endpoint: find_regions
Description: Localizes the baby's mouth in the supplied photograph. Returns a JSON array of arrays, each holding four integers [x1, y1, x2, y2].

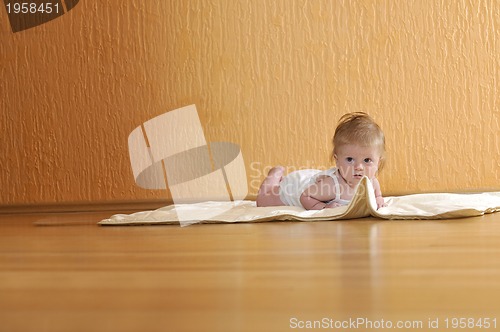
[[353, 174, 364, 179]]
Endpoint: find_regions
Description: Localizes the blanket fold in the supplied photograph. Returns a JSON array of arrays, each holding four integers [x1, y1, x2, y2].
[[99, 177, 500, 226]]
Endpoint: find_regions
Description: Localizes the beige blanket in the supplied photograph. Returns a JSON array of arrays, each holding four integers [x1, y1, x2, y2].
[[99, 177, 500, 226]]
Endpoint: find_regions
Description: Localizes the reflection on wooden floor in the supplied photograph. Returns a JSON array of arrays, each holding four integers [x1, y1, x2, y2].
[[1, 210, 500, 332]]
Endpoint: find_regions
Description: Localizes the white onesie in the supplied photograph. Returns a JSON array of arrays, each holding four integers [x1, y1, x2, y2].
[[279, 167, 351, 208]]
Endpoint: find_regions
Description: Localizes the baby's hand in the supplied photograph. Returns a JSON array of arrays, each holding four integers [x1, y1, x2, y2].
[[324, 201, 342, 209], [376, 196, 387, 209]]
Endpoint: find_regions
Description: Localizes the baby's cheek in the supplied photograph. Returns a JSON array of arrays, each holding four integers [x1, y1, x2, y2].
[[367, 167, 378, 177], [340, 167, 353, 175]]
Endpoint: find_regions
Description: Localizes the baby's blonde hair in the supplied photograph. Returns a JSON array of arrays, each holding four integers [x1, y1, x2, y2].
[[331, 112, 386, 169]]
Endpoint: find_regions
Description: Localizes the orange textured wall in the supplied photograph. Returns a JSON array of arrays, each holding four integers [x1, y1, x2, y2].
[[1, 1, 499, 207]]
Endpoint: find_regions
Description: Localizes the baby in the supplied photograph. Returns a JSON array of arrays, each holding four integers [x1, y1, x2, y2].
[[256, 112, 387, 210]]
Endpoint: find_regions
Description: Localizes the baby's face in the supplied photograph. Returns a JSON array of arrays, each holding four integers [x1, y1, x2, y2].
[[334, 144, 382, 186]]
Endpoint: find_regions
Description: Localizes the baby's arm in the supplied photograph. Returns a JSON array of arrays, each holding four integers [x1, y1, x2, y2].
[[372, 177, 387, 209], [299, 176, 337, 210]]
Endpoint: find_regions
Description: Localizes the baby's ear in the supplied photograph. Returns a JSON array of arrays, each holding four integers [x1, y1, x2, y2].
[[330, 152, 337, 163], [378, 156, 385, 170]]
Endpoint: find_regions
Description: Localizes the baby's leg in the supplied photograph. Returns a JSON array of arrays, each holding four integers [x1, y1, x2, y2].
[[256, 166, 286, 207]]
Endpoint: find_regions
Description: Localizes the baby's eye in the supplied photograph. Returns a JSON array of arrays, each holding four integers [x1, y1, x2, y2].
[[364, 158, 373, 163], [346, 157, 354, 163]]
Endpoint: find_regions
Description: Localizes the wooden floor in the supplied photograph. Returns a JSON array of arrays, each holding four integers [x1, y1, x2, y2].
[[1, 209, 500, 332]]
